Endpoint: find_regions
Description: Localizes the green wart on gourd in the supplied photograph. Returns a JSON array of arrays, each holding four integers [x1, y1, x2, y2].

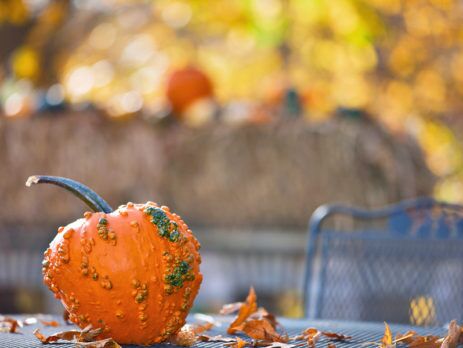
[[165, 261, 195, 288], [144, 206, 179, 242]]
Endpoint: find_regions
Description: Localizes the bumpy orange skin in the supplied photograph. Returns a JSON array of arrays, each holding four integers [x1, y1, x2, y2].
[[42, 202, 202, 345]]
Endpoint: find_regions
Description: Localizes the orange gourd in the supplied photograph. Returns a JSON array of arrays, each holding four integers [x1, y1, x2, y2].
[[26, 175, 202, 345]]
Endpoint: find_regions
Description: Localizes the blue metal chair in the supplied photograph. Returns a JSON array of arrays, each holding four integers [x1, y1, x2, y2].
[[303, 197, 463, 325]]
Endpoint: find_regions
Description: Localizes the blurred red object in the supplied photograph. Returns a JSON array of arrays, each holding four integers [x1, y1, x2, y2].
[[166, 66, 214, 115]]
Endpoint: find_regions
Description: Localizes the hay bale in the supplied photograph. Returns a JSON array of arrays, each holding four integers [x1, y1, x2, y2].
[[0, 113, 434, 229]]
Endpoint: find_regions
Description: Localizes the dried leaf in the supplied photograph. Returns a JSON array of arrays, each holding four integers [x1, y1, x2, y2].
[[0, 317, 20, 333], [228, 287, 258, 334], [441, 336, 450, 348], [381, 322, 395, 348], [193, 322, 214, 334], [321, 331, 352, 342], [33, 325, 103, 344], [235, 319, 287, 342], [328, 344, 336, 348], [260, 342, 296, 348], [250, 308, 281, 331], [395, 331, 417, 344], [34, 328, 79, 343], [193, 314, 221, 326], [304, 328, 321, 348], [40, 320, 60, 327], [76, 338, 121, 348], [225, 337, 247, 348], [34, 329, 52, 343], [394, 331, 441, 348], [221, 302, 244, 315], [289, 335, 305, 341], [170, 325, 197, 346], [198, 334, 238, 343], [444, 320, 461, 348], [408, 336, 444, 348], [237, 337, 247, 348]]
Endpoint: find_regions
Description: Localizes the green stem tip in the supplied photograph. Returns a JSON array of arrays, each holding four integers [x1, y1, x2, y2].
[[26, 175, 113, 213]]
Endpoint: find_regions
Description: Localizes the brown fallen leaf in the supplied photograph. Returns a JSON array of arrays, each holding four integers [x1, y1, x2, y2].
[[444, 320, 461, 348], [0, 317, 20, 333], [260, 342, 296, 348], [221, 302, 244, 315], [394, 331, 441, 348], [227, 337, 247, 348], [302, 328, 321, 348], [76, 338, 121, 348], [192, 321, 214, 334], [327, 344, 336, 348], [170, 325, 197, 347], [198, 334, 238, 343], [395, 331, 417, 344], [40, 320, 60, 327], [441, 336, 451, 348], [228, 287, 258, 334], [408, 336, 444, 348], [235, 319, 287, 342], [33, 325, 103, 344], [381, 322, 395, 348], [250, 307, 283, 332], [321, 331, 352, 342]]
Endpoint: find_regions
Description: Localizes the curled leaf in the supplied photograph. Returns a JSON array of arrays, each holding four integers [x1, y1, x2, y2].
[[192, 322, 214, 334], [0, 317, 20, 333], [261, 342, 296, 348], [250, 308, 281, 331], [395, 331, 417, 344], [224, 337, 248, 348], [170, 325, 197, 347], [441, 336, 450, 348], [228, 287, 258, 334], [235, 319, 287, 342], [33, 325, 103, 344], [381, 322, 395, 348], [76, 338, 121, 348], [193, 314, 221, 327], [321, 331, 352, 342], [198, 335, 238, 343], [394, 331, 441, 348], [444, 320, 461, 348], [221, 302, 244, 315], [304, 328, 321, 348]]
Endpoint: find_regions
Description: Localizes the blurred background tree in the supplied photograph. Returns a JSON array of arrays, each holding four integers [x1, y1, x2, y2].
[[0, 0, 461, 201]]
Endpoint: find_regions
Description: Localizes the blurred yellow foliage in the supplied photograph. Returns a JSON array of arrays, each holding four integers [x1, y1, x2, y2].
[[11, 47, 40, 80], [3, 0, 463, 202], [0, 0, 28, 24]]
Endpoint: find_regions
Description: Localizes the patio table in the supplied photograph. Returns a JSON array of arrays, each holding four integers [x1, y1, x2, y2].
[[0, 315, 447, 348]]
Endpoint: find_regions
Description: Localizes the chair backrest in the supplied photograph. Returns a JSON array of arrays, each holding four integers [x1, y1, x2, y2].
[[303, 197, 463, 325]]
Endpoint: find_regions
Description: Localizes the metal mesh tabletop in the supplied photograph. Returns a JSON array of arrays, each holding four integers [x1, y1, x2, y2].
[[0, 315, 447, 348]]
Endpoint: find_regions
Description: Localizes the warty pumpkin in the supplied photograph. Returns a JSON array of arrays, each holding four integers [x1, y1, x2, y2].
[[26, 175, 202, 345]]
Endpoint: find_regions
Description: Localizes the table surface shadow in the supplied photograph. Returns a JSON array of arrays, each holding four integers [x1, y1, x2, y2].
[[0, 315, 448, 348]]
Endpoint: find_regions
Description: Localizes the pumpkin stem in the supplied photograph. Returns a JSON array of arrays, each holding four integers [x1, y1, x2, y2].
[[26, 175, 113, 213]]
